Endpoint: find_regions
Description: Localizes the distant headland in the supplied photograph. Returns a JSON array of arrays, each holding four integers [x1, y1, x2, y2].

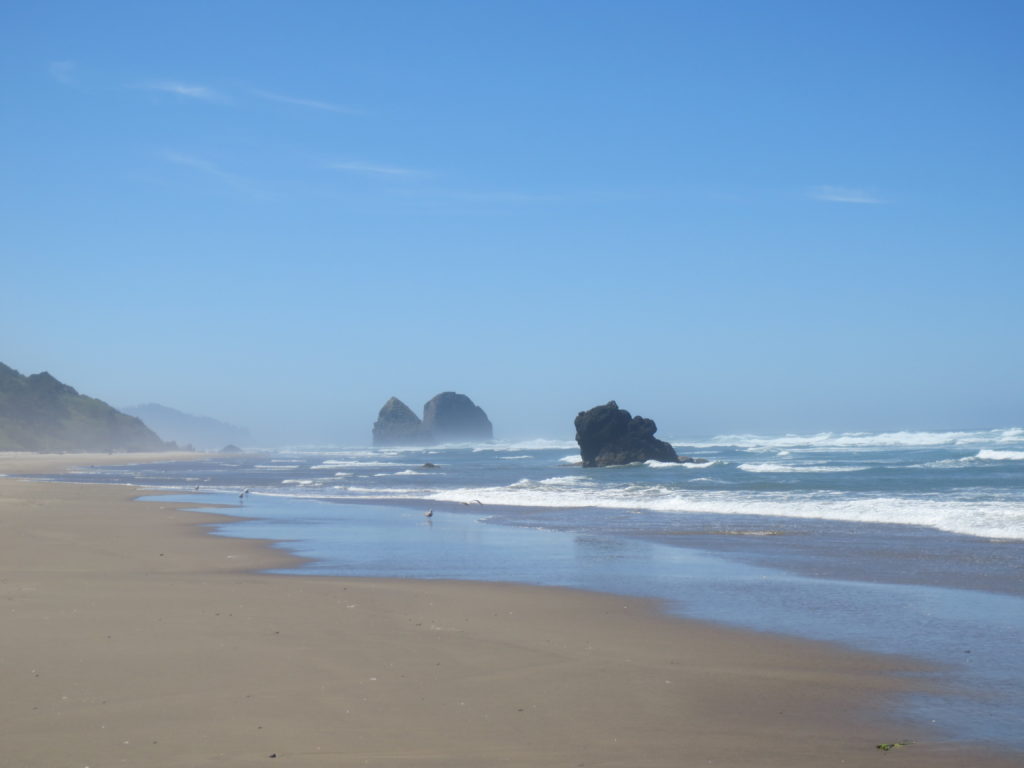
[[0, 362, 174, 453]]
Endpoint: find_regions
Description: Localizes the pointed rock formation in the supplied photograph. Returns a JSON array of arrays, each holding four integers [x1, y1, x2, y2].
[[574, 401, 682, 467], [372, 397, 430, 446], [422, 392, 493, 443]]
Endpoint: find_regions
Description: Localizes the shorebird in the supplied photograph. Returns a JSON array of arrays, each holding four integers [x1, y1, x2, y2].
[[425, 509, 433, 518]]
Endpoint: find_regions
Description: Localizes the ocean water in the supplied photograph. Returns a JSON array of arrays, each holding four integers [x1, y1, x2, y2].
[[41, 427, 1024, 749]]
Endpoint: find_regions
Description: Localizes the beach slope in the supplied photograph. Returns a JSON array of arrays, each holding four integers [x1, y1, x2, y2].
[[0, 454, 1016, 767]]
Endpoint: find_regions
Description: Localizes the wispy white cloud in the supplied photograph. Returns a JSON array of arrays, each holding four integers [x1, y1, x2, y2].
[[163, 151, 259, 195], [49, 60, 77, 85], [416, 189, 563, 204], [143, 81, 223, 102], [329, 161, 421, 177], [811, 185, 883, 204], [253, 89, 359, 114]]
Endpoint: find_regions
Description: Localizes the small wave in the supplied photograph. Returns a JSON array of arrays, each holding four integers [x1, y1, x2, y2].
[[537, 475, 593, 487], [312, 460, 416, 469], [645, 459, 719, 469], [682, 427, 1024, 451], [499, 455, 533, 460], [974, 449, 1024, 461], [473, 439, 579, 453], [738, 463, 870, 473], [282, 479, 317, 486], [559, 454, 582, 464], [254, 464, 299, 470]]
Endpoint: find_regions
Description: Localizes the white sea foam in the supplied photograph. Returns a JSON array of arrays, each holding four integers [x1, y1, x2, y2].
[[975, 449, 1024, 461], [499, 455, 533, 460], [281, 479, 317, 486], [311, 460, 416, 469], [254, 464, 300, 470], [645, 459, 720, 469], [559, 454, 582, 464], [679, 427, 1024, 452], [738, 463, 870, 473], [416, 482, 1024, 540], [472, 439, 579, 453]]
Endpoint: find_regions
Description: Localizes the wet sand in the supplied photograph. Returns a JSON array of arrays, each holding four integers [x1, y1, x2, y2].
[[1, 453, 1018, 767]]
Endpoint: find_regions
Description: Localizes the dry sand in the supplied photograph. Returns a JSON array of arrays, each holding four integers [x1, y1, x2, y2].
[[1, 453, 1017, 767]]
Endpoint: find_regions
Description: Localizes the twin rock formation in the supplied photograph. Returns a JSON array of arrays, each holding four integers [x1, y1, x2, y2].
[[575, 401, 701, 467], [373, 392, 492, 446], [373, 392, 695, 468]]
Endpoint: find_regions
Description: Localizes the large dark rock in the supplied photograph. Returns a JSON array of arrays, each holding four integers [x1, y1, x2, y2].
[[0, 362, 173, 452], [372, 397, 430, 446], [421, 392, 493, 443], [574, 401, 680, 467]]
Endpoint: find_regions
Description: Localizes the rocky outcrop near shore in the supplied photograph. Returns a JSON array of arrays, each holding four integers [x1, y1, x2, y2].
[[372, 397, 430, 446], [372, 392, 492, 446], [574, 401, 683, 467], [422, 392, 493, 443], [0, 362, 173, 452]]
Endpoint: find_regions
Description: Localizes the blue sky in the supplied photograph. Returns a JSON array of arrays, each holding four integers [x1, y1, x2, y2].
[[2, 1, 1021, 445]]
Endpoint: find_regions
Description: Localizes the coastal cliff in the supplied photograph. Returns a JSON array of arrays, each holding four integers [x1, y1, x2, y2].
[[0, 362, 173, 452]]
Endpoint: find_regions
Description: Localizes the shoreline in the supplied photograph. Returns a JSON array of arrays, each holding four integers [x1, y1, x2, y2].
[[1, 453, 1020, 766]]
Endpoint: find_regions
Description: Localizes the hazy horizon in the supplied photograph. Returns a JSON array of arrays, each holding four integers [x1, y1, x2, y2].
[[3, 1, 1021, 447]]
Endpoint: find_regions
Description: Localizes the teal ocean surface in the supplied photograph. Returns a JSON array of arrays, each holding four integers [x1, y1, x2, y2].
[[41, 427, 1024, 751]]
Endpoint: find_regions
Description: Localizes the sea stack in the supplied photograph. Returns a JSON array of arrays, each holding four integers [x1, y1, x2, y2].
[[574, 401, 681, 467], [371, 392, 493, 445], [422, 392, 493, 443], [372, 397, 430, 446]]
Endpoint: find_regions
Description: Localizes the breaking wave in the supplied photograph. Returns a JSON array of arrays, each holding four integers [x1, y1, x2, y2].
[[974, 449, 1024, 461], [646, 459, 721, 469], [738, 463, 870, 473], [680, 427, 1024, 452], [416, 483, 1023, 540]]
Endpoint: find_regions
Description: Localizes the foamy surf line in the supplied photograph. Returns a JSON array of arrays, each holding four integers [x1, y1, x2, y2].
[[398, 486, 1023, 540], [674, 427, 1024, 451], [238, 480, 1024, 541]]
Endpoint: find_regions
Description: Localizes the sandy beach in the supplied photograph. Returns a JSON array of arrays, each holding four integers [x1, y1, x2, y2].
[[1, 453, 1017, 767]]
